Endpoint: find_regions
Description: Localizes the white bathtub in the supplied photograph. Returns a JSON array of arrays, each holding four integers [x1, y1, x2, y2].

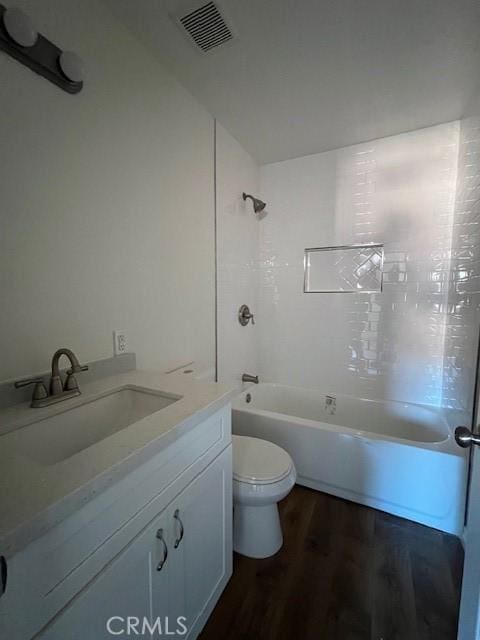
[[232, 384, 468, 535]]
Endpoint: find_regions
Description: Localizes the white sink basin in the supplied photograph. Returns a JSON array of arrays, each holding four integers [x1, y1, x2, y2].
[[11, 387, 180, 465]]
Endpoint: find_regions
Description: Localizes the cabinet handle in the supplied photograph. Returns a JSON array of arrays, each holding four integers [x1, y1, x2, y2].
[[173, 509, 184, 549], [156, 529, 168, 571], [0, 556, 7, 596]]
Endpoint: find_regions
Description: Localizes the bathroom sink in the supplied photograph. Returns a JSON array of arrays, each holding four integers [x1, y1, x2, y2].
[[13, 387, 180, 465]]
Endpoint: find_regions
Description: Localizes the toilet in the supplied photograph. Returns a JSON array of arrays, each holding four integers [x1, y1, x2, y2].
[[232, 435, 296, 559]]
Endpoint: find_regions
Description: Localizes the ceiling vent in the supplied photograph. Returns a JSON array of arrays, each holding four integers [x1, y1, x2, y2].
[[175, 2, 234, 53]]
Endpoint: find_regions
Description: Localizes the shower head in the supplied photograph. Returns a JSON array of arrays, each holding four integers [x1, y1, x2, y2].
[[243, 192, 266, 213]]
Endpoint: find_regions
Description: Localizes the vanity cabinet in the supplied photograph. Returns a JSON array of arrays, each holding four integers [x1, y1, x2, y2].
[[0, 404, 232, 640], [38, 448, 231, 640]]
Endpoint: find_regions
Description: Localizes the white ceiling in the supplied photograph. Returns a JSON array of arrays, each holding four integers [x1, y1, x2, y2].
[[106, 0, 480, 164]]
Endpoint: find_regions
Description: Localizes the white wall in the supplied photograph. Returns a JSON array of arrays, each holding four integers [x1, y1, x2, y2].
[[215, 123, 260, 385], [465, 82, 480, 118], [0, 0, 215, 382], [259, 123, 461, 407]]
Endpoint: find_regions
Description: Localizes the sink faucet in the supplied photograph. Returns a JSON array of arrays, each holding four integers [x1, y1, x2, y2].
[[242, 373, 259, 384], [14, 348, 89, 408], [50, 348, 89, 395]]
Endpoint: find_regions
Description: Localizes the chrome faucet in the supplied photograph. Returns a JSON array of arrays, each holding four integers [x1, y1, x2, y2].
[[242, 373, 259, 384], [14, 348, 88, 408]]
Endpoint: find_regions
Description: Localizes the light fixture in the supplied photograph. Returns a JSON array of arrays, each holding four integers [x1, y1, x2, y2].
[[0, 3, 84, 94]]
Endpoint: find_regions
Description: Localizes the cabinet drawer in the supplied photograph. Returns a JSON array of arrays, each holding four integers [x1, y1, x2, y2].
[[0, 405, 231, 640]]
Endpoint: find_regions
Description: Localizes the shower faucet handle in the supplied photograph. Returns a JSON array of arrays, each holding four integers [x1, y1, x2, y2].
[[238, 304, 255, 326]]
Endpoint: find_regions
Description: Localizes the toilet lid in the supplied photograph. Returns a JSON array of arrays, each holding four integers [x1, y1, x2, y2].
[[232, 435, 293, 485]]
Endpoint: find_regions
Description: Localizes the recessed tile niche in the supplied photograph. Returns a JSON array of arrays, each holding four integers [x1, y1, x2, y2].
[[303, 244, 384, 293]]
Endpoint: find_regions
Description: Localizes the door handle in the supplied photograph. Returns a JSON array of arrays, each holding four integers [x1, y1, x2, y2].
[[173, 509, 184, 549], [156, 529, 168, 571], [455, 426, 480, 448]]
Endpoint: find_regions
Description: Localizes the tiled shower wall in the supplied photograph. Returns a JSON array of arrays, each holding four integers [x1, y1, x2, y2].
[[216, 117, 480, 410], [443, 109, 480, 410], [216, 123, 260, 384], [258, 123, 463, 407]]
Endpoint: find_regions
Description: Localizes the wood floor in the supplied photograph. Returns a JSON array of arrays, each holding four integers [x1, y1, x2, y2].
[[200, 486, 464, 640]]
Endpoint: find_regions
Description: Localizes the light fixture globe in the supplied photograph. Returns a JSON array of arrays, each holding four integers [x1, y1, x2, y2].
[[58, 50, 84, 83], [3, 7, 38, 48]]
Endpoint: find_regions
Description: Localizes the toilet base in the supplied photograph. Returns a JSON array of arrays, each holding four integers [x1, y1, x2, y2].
[[233, 503, 283, 558]]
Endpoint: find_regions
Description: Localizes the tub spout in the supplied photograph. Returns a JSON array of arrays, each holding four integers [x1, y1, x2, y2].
[[242, 373, 259, 384]]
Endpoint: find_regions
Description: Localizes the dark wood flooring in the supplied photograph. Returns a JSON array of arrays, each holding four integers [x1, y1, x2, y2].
[[200, 486, 464, 640]]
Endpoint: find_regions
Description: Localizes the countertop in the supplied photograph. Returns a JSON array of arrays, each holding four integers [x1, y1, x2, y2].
[[0, 370, 235, 556]]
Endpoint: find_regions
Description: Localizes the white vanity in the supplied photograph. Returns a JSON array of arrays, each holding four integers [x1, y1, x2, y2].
[[0, 369, 234, 639]]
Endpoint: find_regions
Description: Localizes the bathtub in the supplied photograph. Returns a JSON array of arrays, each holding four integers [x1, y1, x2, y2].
[[232, 384, 468, 535]]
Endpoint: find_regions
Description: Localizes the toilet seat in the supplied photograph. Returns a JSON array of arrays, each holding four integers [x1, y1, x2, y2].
[[233, 435, 293, 485]]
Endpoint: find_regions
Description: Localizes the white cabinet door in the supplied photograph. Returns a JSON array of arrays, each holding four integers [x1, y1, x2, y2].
[[38, 510, 173, 640], [169, 446, 232, 639]]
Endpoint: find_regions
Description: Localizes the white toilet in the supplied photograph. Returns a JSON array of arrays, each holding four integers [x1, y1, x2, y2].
[[232, 435, 296, 559]]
